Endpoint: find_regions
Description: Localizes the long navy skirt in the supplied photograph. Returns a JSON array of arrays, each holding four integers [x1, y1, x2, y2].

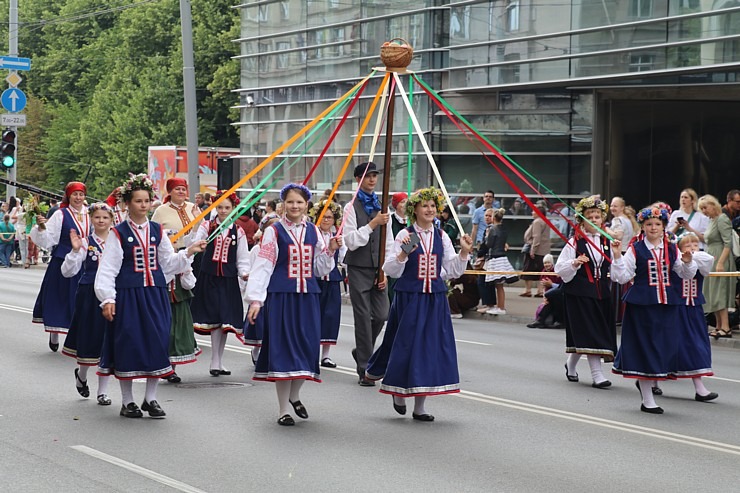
[[191, 272, 244, 335], [240, 309, 264, 347], [253, 292, 321, 382], [563, 294, 616, 362], [674, 305, 713, 378], [98, 286, 173, 380], [318, 279, 341, 345], [33, 256, 82, 334], [63, 283, 106, 366], [366, 291, 460, 397]]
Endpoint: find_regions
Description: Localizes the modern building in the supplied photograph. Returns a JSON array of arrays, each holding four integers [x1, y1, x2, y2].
[[233, 0, 740, 213]]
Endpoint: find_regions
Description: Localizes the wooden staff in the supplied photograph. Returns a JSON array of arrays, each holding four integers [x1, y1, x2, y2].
[[376, 80, 397, 285]]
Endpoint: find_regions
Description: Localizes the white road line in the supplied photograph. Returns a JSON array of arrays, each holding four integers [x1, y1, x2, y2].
[[70, 445, 207, 493], [0, 303, 33, 314], [339, 323, 491, 346], [707, 376, 740, 384]]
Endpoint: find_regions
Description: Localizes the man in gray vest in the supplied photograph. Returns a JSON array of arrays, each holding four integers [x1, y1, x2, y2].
[[343, 162, 393, 386]]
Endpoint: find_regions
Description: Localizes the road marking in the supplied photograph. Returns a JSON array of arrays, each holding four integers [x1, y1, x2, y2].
[[70, 445, 207, 493], [707, 376, 740, 384], [0, 303, 33, 314], [339, 323, 491, 346]]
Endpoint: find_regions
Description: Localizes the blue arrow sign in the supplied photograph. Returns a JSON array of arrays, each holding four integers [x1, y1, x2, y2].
[[0, 56, 31, 71], [1, 88, 26, 113]]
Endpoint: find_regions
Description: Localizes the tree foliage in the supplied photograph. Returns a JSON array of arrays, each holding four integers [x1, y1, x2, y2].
[[0, 0, 240, 198]]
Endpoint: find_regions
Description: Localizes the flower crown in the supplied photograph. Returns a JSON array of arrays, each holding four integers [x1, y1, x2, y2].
[[574, 195, 608, 223], [88, 202, 114, 218], [308, 199, 342, 228], [121, 173, 156, 201], [652, 201, 673, 215], [280, 183, 312, 201], [636, 206, 670, 224], [405, 187, 445, 223], [215, 190, 240, 207]]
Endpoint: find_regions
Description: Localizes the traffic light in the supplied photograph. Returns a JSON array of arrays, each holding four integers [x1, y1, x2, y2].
[[1, 129, 16, 169]]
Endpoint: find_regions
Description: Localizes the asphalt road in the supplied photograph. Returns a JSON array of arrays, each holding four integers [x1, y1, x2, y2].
[[2, 267, 740, 492]]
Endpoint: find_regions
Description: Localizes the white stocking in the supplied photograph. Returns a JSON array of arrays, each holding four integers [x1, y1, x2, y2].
[[210, 329, 223, 370], [693, 377, 710, 396], [145, 378, 158, 403], [566, 353, 580, 376], [217, 330, 228, 370], [97, 375, 110, 396], [76, 365, 89, 384], [50, 333, 59, 344], [275, 381, 292, 417], [413, 396, 427, 415], [587, 355, 607, 384], [639, 380, 658, 408], [289, 379, 305, 402], [321, 345, 331, 359], [120, 380, 134, 406]]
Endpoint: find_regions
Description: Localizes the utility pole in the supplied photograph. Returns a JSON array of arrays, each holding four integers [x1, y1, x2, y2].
[[179, 0, 199, 201], [7, 0, 17, 199]]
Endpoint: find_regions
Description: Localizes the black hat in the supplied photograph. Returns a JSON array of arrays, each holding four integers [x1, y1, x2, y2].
[[353, 161, 380, 178]]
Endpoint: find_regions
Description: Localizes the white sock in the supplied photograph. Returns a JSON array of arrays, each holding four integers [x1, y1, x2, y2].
[[210, 330, 223, 370], [217, 330, 228, 370], [587, 355, 607, 384], [50, 333, 59, 344], [276, 381, 292, 417], [251, 347, 260, 363], [639, 380, 658, 407], [321, 345, 331, 359], [394, 395, 406, 407], [693, 377, 710, 396], [413, 396, 427, 415], [566, 353, 580, 376], [97, 375, 110, 396], [76, 366, 89, 385], [145, 378, 158, 403], [120, 380, 134, 406], [289, 379, 305, 402]]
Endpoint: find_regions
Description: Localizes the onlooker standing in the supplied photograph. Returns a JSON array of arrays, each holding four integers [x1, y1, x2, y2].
[[521, 202, 551, 297], [721, 189, 740, 226], [9, 197, 29, 268], [667, 188, 709, 248], [470, 190, 495, 246], [484, 208, 517, 315], [195, 193, 206, 211], [46, 198, 59, 219], [0, 213, 15, 267], [439, 205, 460, 247], [609, 197, 635, 248], [475, 208, 497, 313], [235, 208, 259, 249]]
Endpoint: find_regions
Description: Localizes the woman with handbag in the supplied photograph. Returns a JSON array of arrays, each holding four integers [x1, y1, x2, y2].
[[483, 208, 517, 315], [520, 202, 551, 297]]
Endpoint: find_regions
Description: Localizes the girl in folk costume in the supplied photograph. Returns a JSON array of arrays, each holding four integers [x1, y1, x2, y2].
[[610, 206, 698, 414], [95, 174, 205, 419], [61, 203, 114, 406], [105, 187, 128, 225], [245, 184, 340, 426], [31, 182, 90, 352], [190, 190, 250, 377], [365, 188, 473, 422], [151, 177, 203, 383], [554, 196, 616, 389], [308, 199, 347, 369]]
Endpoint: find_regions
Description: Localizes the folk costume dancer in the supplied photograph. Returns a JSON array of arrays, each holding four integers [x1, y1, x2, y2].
[[105, 186, 128, 225], [554, 196, 617, 389], [95, 173, 206, 419], [190, 190, 250, 377], [61, 203, 114, 406], [387, 192, 408, 303], [245, 184, 340, 426], [31, 182, 90, 352], [366, 188, 473, 422]]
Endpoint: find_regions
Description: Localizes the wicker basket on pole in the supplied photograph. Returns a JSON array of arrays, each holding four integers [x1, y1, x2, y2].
[[380, 38, 413, 68]]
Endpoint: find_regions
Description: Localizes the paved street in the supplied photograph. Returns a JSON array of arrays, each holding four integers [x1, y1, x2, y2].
[[2, 267, 740, 492]]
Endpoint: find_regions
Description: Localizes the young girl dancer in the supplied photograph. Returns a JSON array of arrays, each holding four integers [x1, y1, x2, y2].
[[190, 190, 250, 377], [309, 199, 347, 368], [61, 203, 114, 405], [365, 188, 473, 422], [31, 182, 90, 352], [554, 196, 616, 389], [95, 174, 205, 418], [245, 184, 340, 426], [611, 206, 697, 414]]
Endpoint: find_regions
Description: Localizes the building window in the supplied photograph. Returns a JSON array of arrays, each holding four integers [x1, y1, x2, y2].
[[506, 1, 520, 32], [503, 53, 521, 83], [276, 41, 291, 69], [629, 0, 653, 18], [330, 28, 345, 57], [328, 0, 339, 9], [280, 1, 289, 20], [258, 5, 269, 23], [629, 54, 655, 72]]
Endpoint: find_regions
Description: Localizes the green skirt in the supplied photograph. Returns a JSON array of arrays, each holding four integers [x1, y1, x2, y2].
[[168, 277, 200, 364]]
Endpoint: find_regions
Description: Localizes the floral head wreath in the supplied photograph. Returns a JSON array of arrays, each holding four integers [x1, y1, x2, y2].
[[215, 190, 240, 207], [405, 187, 445, 224], [652, 201, 673, 215], [280, 183, 312, 202], [574, 195, 608, 223], [121, 173, 156, 202], [636, 205, 670, 224], [88, 202, 114, 219], [308, 199, 342, 228]]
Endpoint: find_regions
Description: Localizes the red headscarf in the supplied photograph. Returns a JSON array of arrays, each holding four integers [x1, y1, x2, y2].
[[391, 192, 408, 210], [60, 182, 87, 209], [105, 186, 121, 207], [164, 177, 188, 203]]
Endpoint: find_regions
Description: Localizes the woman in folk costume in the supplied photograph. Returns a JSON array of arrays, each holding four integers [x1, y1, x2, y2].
[[151, 177, 203, 383], [308, 199, 347, 369], [190, 190, 250, 377], [365, 188, 473, 422], [245, 184, 340, 426], [95, 173, 205, 418], [554, 196, 616, 389], [31, 182, 90, 352], [105, 186, 128, 225], [61, 203, 114, 406], [387, 192, 408, 302], [610, 205, 698, 414]]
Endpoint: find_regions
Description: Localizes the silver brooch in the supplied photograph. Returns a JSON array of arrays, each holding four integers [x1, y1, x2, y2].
[[92, 256, 98, 261], [151, 237, 156, 242], [128, 237, 134, 242]]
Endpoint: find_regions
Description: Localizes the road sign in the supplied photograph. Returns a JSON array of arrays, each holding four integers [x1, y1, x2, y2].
[[5, 72, 22, 87], [1, 114, 26, 127], [1, 88, 26, 113], [0, 56, 31, 71]]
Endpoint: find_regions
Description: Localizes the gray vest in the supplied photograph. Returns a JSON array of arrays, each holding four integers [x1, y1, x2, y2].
[[345, 199, 380, 268]]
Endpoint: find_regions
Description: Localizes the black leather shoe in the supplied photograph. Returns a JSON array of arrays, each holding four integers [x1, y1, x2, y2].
[[651, 386, 663, 395], [392, 397, 407, 415], [695, 392, 719, 402], [412, 413, 435, 422], [75, 368, 90, 398], [209, 369, 221, 377], [320, 357, 337, 368], [49, 336, 59, 352], [358, 377, 375, 387], [120, 403, 143, 418], [564, 364, 578, 383], [277, 414, 295, 426], [290, 400, 309, 419], [141, 400, 166, 418], [527, 322, 546, 328], [97, 394, 112, 406], [218, 369, 231, 376], [165, 372, 181, 383], [640, 404, 664, 414], [592, 380, 612, 389]]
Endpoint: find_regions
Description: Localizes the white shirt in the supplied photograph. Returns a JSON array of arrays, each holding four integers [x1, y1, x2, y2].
[[191, 218, 251, 278], [554, 233, 609, 283], [383, 224, 468, 280], [667, 209, 709, 249], [31, 206, 89, 250], [61, 233, 107, 278], [610, 239, 697, 285], [342, 200, 394, 254]]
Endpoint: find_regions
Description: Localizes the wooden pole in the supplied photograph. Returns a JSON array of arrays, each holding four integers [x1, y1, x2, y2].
[[377, 80, 396, 284]]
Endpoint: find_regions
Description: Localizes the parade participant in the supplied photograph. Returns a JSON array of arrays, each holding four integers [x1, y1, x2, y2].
[[95, 173, 206, 419], [343, 162, 393, 386], [308, 199, 347, 368], [31, 182, 90, 352], [151, 177, 203, 383], [61, 203, 114, 405], [105, 186, 127, 225], [610, 205, 697, 414], [366, 188, 472, 422], [387, 192, 408, 302], [245, 183, 340, 426], [190, 190, 250, 376], [554, 196, 616, 389]]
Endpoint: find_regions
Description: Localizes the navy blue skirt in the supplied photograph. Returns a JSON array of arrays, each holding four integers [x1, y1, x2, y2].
[[675, 305, 713, 378], [32, 256, 81, 333], [318, 279, 341, 345], [563, 294, 616, 362], [253, 292, 321, 382], [366, 291, 460, 397], [98, 286, 173, 380], [191, 272, 244, 335], [240, 308, 264, 347], [62, 283, 106, 366], [612, 304, 680, 380]]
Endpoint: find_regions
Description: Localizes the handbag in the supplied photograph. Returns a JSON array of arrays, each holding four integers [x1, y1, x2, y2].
[[521, 243, 531, 255]]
